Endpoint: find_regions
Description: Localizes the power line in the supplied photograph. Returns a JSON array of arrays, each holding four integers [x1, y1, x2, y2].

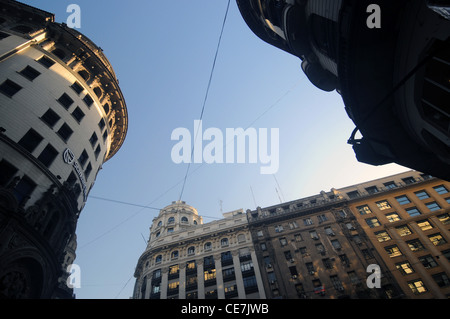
[[179, 0, 231, 201]]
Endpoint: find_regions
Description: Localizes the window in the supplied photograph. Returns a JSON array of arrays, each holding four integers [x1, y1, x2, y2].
[[18, 129, 43, 153], [330, 275, 344, 290], [395, 261, 415, 275], [204, 242, 212, 251], [419, 255, 438, 268], [169, 264, 179, 276], [167, 217, 175, 224], [402, 177, 416, 185], [37, 144, 58, 167], [78, 150, 88, 167], [405, 207, 421, 217], [331, 239, 342, 250], [279, 237, 288, 247], [323, 258, 333, 269], [414, 190, 430, 200], [437, 213, 450, 225], [284, 251, 293, 261], [167, 227, 174, 233], [325, 227, 335, 236], [13, 176, 36, 204], [294, 234, 303, 242], [432, 273, 450, 287], [36, 55, 55, 68], [98, 118, 106, 131], [41, 108, 60, 128], [309, 230, 319, 240], [365, 186, 379, 194], [19, 65, 41, 81], [365, 217, 381, 228], [71, 81, 84, 94], [375, 230, 391, 242], [72, 106, 85, 122], [408, 280, 427, 294], [221, 251, 232, 263], [94, 145, 101, 159], [376, 200, 391, 210], [347, 271, 360, 285], [346, 191, 359, 199], [395, 225, 412, 237], [204, 269, 216, 282], [187, 246, 195, 255], [425, 201, 441, 212], [417, 219, 433, 231], [384, 181, 397, 189], [274, 225, 284, 232], [83, 94, 94, 107], [0, 79, 22, 97], [306, 262, 315, 273], [406, 239, 425, 252], [240, 260, 254, 272], [316, 243, 325, 253], [57, 93, 74, 109], [356, 205, 372, 215], [57, 123, 73, 142], [260, 242, 267, 251], [395, 195, 411, 205], [317, 214, 328, 223], [428, 233, 447, 246], [171, 250, 179, 259], [433, 185, 448, 195], [221, 238, 229, 247], [303, 218, 313, 226], [385, 212, 401, 223], [288, 221, 299, 229], [89, 132, 98, 147], [385, 245, 402, 258]]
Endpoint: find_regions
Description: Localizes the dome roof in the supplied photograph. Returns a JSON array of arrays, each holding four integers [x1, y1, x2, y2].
[[159, 200, 198, 217]]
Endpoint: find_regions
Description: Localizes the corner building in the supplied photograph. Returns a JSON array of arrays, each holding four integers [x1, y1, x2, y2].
[[133, 201, 266, 299], [343, 171, 450, 298], [0, 1, 127, 298]]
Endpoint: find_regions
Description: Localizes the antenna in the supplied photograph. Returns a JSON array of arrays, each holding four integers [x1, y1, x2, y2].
[[273, 174, 285, 202], [219, 199, 223, 214], [275, 187, 282, 203], [140, 233, 147, 245], [250, 186, 257, 207]]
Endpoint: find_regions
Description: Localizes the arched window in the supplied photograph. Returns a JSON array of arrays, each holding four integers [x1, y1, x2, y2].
[[181, 216, 188, 224], [187, 246, 195, 255], [52, 48, 66, 60], [193, 220, 198, 225], [157, 221, 162, 227], [171, 250, 179, 259], [221, 238, 229, 247], [155, 232, 160, 238], [237, 234, 246, 243], [168, 217, 175, 224], [204, 242, 212, 251], [155, 255, 162, 263]]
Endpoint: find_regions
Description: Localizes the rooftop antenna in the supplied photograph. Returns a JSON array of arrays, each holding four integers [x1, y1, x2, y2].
[[140, 233, 147, 245], [273, 174, 285, 202], [219, 199, 223, 214], [250, 186, 257, 208], [275, 187, 283, 204]]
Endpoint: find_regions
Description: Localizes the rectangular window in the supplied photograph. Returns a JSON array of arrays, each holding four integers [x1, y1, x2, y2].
[[365, 186, 379, 194], [84, 162, 92, 179], [13, 176, 36, 203], [330, 275, 343, 290], [408, 280, 427, 294], [40, 108, 60, 128], [405, 207, 421, 217], [402, 177, 416, 185], [346, 191, 359, 199], [356, 204, 372, 215], [19, 65, 41, 81], [18, 129, 43, 153], [414, 190, 430, 200], [395, 225, 412, 237], [57, 93, 74, 109], [331, 239, 342, 250], [395, 195, 411, 205], [375, 230, 391, 242], [36, 55, 55, 68], [37, 144, 58, 168], [89, 132, 98, 147], [83, 94, 94, 107], [432, 273, 450, 288], [419, 255, 438, 268], [428, 233, 447, 246], [437, 213, 450, 225], [309, 230, 319, 240], [72, 106, 85, 122], [385, 245, 402, 258], [406, 239, 425, 252], [78, 149, 88, 167], [384, 181, 397, 189], [0, 79, 22, 97], [71, 81, 84, 94], [57, 123, 73, 142], [279, 237, 288, 247], [433, 185, 449, 195], [385, 212, 401, 223], [317, 214, 328, 223], [303, 218, 313, 226], [425, 201, 441, 212], [376, 200, 391, 210], [395, 261, 415, 275], [365, 217, 381, 228], [417, 219, 433, 231]]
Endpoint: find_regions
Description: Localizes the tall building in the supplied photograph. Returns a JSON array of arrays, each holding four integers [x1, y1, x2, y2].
[[236, 0, 450, 181], [0, 1, 128, 298], [133, 201, 266, 299], [343, 171, 450, 298], [246, 189, 400, 299]]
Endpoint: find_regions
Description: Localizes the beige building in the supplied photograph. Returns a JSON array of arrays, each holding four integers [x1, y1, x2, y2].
[[133, 201, 266, 299], [343, 171, 450, 298], [0, 1, 127, 298]]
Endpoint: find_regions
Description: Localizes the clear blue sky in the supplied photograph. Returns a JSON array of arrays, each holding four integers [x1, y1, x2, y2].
[[21, 0, 408, 299]]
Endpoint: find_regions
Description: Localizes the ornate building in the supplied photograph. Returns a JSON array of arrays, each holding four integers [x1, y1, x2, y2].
[[133, 201, 266, 299], [0, 1, 128, 298], [236, 0, 450, 181]]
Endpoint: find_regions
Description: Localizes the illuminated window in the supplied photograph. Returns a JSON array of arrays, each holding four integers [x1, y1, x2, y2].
[[356, 205, 372, 215], [385, 245, 402, 258], [395, 261, 415, 275], [437, 213, 450, 225], [395, 225, 412, 237], [366, 217, 381, 228], [406, 239, 425, 252], [375, 230, 391, 242], [408, 280, 427, 294], [417, 219, 433, 231], [385, 212, 401, 223], [428, 233, 447, 246], [376, 200, 391, 210]]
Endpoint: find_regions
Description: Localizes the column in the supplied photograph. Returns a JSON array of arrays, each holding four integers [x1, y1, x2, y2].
[[197, 259, 205, 299], [232, 251, 246, 299], [250, 249, 266, 298], [179, 263, 186, 299], [214, 254, 225, 299], [160, 267, 169, 299], [144, 275, 152, 299]]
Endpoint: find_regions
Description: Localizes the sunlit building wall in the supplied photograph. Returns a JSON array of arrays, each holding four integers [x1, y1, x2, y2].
[[0, 1, 127, 298]]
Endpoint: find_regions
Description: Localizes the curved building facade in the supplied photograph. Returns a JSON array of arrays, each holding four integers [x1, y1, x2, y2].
[[133, 201, 265, 299], [0, 1, 127, 298]]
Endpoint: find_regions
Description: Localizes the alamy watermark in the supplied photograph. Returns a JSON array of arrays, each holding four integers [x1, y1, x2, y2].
[[366, 264, 381, 289], [66, 4, 81, 29], [171, 120, 279, 174], [66, 264, 81, 289]]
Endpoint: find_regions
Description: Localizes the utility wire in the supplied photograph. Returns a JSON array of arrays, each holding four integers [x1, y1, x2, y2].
[[178, 0, 231, 202]]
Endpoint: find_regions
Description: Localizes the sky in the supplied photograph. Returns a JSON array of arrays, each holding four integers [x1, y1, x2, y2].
[[20, 0, 409, 299]]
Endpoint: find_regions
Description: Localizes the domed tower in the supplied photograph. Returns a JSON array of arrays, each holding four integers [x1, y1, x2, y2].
[[148, 201, 203, 247], [0, 1, 127, 298]]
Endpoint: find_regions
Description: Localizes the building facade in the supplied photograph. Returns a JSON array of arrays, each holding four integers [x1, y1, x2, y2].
[[342, 171, 450, 298], [0, 1, 128, 298], [236, 0, 450, 180], [246, 190, 399, 299], [133, 201, 266, 299]]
